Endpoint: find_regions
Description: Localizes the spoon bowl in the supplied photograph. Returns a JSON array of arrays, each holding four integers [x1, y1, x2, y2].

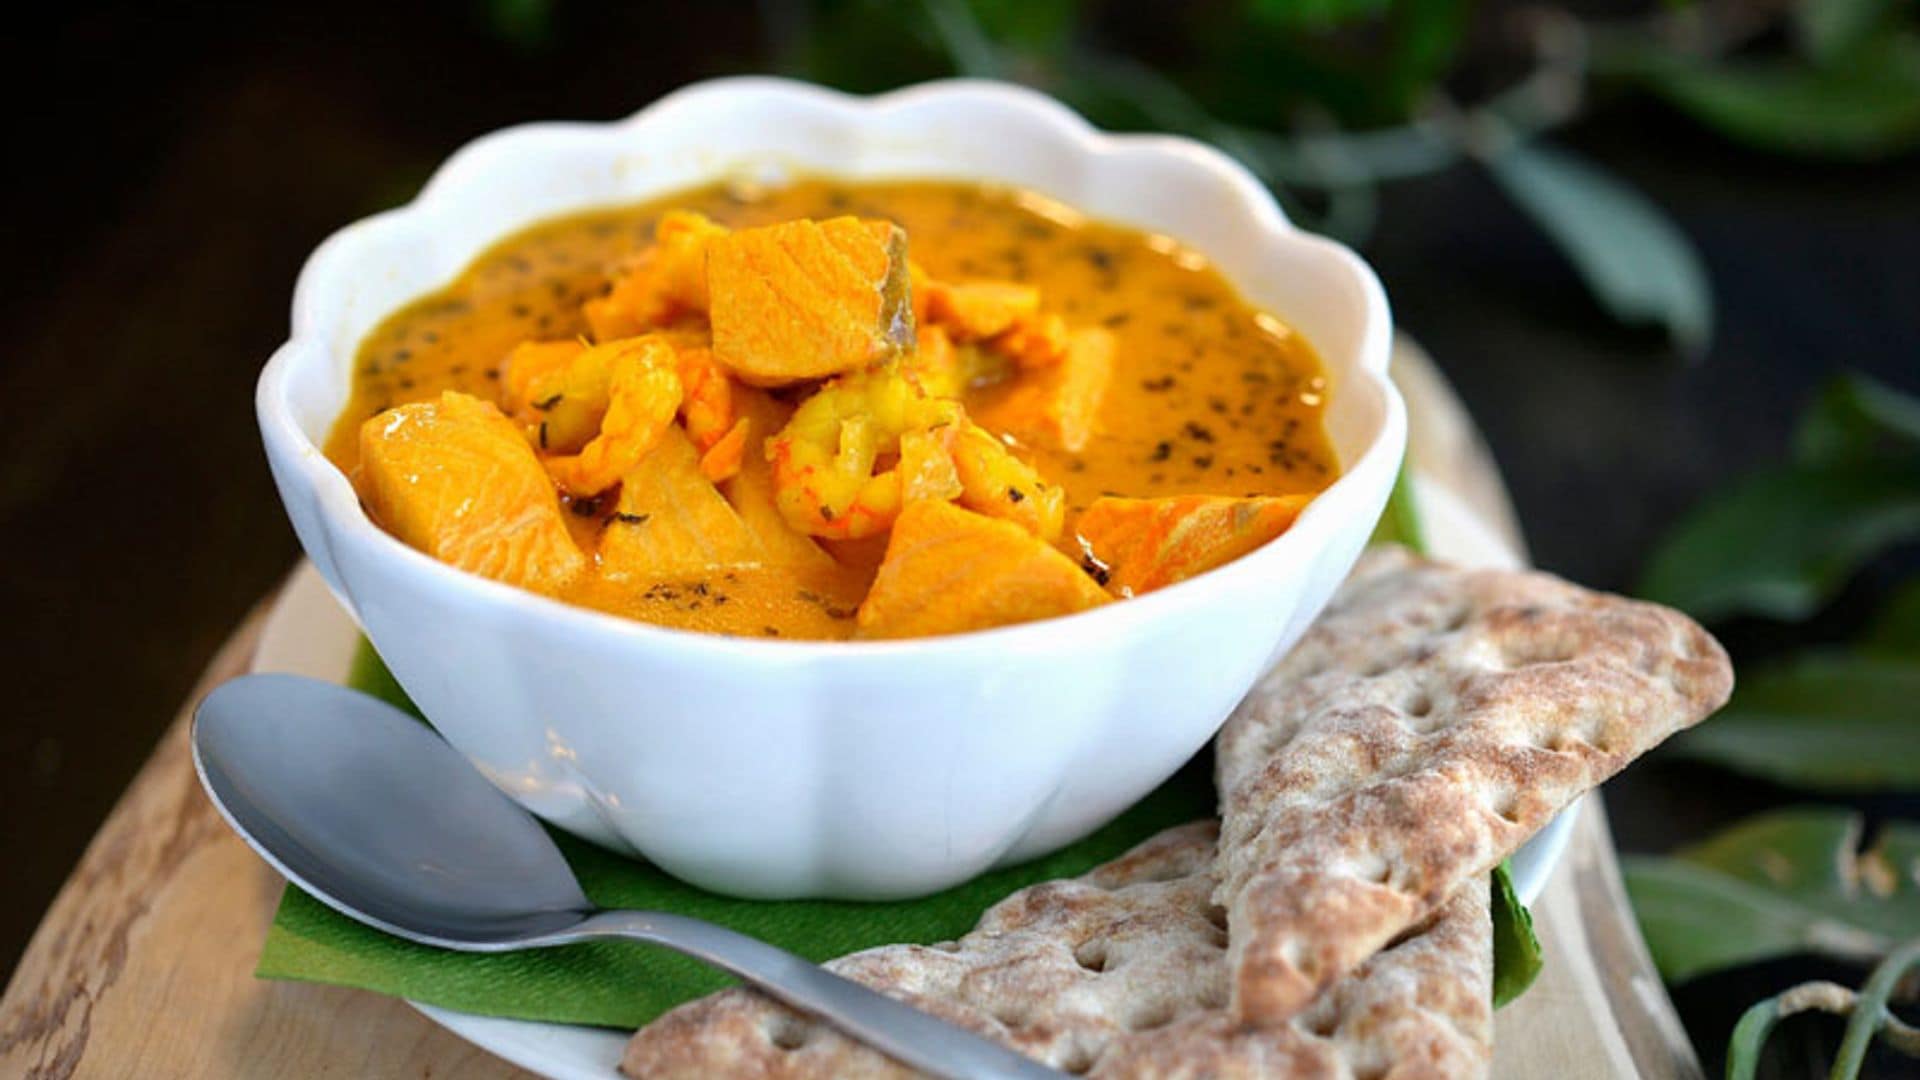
[[195, 673, 591, 943], [192, 673, 1061, 1079]]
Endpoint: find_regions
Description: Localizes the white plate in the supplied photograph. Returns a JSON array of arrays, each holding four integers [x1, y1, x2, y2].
[[248, 476, 1577, 1080]]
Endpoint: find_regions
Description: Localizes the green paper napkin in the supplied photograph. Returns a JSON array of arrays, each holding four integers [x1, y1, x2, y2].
[[256, 640, 1215, 1030]]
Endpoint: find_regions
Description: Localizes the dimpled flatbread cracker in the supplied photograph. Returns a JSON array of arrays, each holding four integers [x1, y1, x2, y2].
[[707, 217, 914, 386], [1214, 546, 1733, 1026], [620, 823, 1494, 1079]]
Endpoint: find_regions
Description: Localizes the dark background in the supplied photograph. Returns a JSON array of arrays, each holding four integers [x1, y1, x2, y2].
[[2, 1, 1915, 1073]]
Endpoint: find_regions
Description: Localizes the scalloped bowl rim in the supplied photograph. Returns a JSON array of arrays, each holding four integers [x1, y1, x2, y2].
[[257, 76, 1403, 661]]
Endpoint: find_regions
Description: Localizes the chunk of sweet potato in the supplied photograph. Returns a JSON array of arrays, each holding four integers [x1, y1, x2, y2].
[[974, 327, 1114, 453], [356, 391, 585, 593], [707, 217, 913, 386], [1076, 493, 1310, 596], [855, 501, 1110, 639]]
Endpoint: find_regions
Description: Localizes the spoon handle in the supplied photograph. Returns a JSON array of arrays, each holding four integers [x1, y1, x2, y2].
[[542, 909, 1062, 1080]]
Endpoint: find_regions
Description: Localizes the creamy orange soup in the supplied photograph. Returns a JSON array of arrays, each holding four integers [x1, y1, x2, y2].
[[327, 178, 1337, 639]]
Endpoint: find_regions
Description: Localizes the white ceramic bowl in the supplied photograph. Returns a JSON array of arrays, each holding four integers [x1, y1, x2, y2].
[[257, 77, 1406, 899]]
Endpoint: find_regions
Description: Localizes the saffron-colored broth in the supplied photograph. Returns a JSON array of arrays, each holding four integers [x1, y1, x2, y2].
[[326, 178, 1338, 639]]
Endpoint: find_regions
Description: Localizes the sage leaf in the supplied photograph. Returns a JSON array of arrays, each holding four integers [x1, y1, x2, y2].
[[1864, 580, 1920, 658], [1636, 460, 1920, 622], [1793, 0, 1899, 67], [1491, 861, 1542, 1007], [1622, 809, 1920, 984], [1670, 653, 1920, 791], [1643, 37, 1920, 160], [1641, 373, 1920, 621], [1794, 370, 1920, 467], [1486, 142, 1711, 352]]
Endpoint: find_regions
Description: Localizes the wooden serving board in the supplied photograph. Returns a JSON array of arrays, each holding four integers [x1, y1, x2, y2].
[[0, 339, 1703, 1079]]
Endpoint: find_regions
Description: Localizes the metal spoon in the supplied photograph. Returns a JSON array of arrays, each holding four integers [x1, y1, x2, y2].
[[193, 673, 1058, 1080]]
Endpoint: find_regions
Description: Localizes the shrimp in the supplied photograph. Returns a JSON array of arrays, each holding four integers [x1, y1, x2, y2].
[[582, 210, 728, 340], [530, 337, 684, 497], [948, 421, 1066, 542], [913, 267, 1068, 370], [673, 345, 735, 451], [664, 343, 750, 482], [697, 416, 751, 483], [501, 339, 586, 419], [767, 367, 963, 539], [897, 425, 963, 503]]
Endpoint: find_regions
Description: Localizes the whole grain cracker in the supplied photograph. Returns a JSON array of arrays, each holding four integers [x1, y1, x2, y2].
[[1214, 546, 1731, 1026], [620, 822, 1493, 1079]]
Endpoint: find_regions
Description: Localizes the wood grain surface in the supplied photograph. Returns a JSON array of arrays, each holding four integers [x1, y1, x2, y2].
[[0, 340, 1699, 1078]]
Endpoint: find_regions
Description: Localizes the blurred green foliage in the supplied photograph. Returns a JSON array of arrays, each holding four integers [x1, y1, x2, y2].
[[477, 0, 1920, 351], [1634, 373, 1920, 1076]]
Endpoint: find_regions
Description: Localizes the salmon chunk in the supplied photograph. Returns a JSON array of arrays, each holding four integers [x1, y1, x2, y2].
[[356, 391, 585, 593], [598, 425, 766, 582], [855, 501, 1110, 639], [975, 327, 1114, 453], [707, 217, 914, 386], [1077, 493, 1311, 596], [924, 280, 1041, 341]]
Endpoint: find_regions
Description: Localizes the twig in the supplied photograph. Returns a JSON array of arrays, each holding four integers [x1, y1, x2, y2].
[[1833, 937, 1920, 1078], [1726, 938, 1920, 1080]]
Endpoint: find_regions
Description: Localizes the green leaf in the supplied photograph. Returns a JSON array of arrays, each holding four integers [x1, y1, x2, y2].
[[482, 0, 553, 48], [1370, 458, 1428, 552], [1386, 0, 1470, 108], [1793, 0, 1898, 66], [1794, 371, 1920, 467], [966, 0, 1076, 51], [1864, 580, 1920, 658], [1669, 653, 1920, 791], [1486, 142, 1712, 352], [1636, 460, 1920, 622], [1246, 0, 1390, 29], [1623, 808, 1920, 984], [1491, 861, 1542, 1007], [1641, 372, 1920, 622], [1642, 37, 1920, 160], [347, 638, 414, 714]]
